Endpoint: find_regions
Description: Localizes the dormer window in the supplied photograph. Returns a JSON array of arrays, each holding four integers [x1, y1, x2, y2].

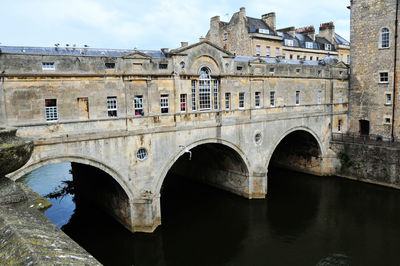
[[285, 39, 294, 46], [105, 62, 115, 69], [305, 42, 313, 49], [259, 29, 269, 34], [42, 62, 55, 70], [325, 44, 332, 51]]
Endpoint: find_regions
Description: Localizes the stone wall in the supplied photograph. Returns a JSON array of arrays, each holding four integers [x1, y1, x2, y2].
[[331, 141, 400, 188], [349, 0, 400, 138]]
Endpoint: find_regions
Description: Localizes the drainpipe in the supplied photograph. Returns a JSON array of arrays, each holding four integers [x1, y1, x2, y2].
[[392, 1, 399, 142], [0, 75, 7, 125]]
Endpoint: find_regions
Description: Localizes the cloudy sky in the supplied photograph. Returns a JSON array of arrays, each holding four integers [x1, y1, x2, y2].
[[1, 0, 351, 50]]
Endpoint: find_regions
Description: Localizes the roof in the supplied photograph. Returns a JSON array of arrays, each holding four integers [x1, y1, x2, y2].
[[0, 46, 166, 58], [247, 16, 274, 35], [234, 56, 320, 66], [334, 33, 350, 46]]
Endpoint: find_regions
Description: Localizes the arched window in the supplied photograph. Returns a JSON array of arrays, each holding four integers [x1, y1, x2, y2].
[[199, 67, 212, 110], [381, 28, 390, 48]]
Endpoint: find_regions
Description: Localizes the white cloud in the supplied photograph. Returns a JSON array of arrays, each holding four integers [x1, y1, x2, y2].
[[0, 0, 350, 49]]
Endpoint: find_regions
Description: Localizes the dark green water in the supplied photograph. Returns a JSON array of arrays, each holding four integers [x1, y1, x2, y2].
[[20, 163, 400, 266]]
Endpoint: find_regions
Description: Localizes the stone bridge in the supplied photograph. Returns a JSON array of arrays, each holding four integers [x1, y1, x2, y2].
[[1, 41, 348, 232]]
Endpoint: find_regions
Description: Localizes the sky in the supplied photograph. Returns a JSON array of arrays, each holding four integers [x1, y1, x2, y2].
[[0, 0, 351, 50]]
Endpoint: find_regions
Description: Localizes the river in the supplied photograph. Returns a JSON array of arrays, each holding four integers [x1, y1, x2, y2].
[[19, 162, 400, 266]]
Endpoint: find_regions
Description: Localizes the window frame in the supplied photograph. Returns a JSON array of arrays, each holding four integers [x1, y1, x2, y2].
[[107, 96, 118, 117], [239, 92, 245, 109], [134, 95, 144, 116], [266, 46, 271, 57], [380, 28, 390, 49], [385, 93, 392, 105], [295, 91, 300, 105], [255, 45, 261, 56], [255, 92, 261, 108], [379, 72, 389, 83], [45, 99, 58, 122], [270, 91, 275, 107], [180, 94, 187, 112], [305, 42, 313, 49], [42, 62, 55, 71], [225, 92, 231, 110], [160, 94, 169, 114]]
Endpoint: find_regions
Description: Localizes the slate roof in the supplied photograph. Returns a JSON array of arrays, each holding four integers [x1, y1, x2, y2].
[[247, 16, 274, 35], [334, 33, 350, 46], [0, 46, 166, 58], [234, 56, 320, 66]]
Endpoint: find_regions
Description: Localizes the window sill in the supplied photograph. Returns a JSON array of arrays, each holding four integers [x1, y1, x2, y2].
[[378, 82, 389, 84]]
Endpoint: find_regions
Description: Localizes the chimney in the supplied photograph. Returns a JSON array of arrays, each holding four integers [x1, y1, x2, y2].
[[199, 36, 207, 42], [239, 7, 246, 18], [161, 48, 169, 54], [181, 42, 188, 48], [278, 26, 296, 37], [319, 22, 335, 43], [296, 25, 316, 41], [262, 12, 276, 31]]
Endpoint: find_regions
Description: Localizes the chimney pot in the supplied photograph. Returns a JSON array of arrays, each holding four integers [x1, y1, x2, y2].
[[181, 42, 188, 47]]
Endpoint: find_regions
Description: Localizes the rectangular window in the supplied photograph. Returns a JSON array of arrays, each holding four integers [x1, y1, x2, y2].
[[160, 94, 169, 114], [386, 93, 392, 105], [266, 46, 271, 57], [306, 42, 313, 49], [385, 117, 391, 124], [134, 95, 144, 116], [338, 91, 343, 104], [340, 55, 344, 62], [105, 62, 115, 69], [224, 33, 228, 41], [213, 80, 219, 109], [297, 55, 301, 60], [107, 96, 117, 117], [270, 91, 275, 107], [269, 67, 275, 74], [318, 90, 322, 104], [225, 93, 231, 109], [191, 80, 197, 111], [239, 92, 245, 109], [338, 119, 342, 132], [296, 68, 301, 74], [285, 39, 294, 46], [180, 94, 187, 112], [275, 47, 280, 56], [295, 91, 300, 105], [255, 92, 261, 108], [159, 63, 168, 69], [290, 54, 293, 60], [325, 44, 332, 51], [45, 99, 58, 122], [316, 57, 319, 61], [255, 45, 261, 56], [310, 56, 313, 61], [237, 66, 243, 71], [380, 72, 389, 83], [199, 79, 211, 110], [42, 62, 55, 70]]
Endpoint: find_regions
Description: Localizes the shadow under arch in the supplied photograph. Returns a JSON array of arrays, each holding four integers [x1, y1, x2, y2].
[[154, 138, 251, 198], [9, 155, 134, 201], [13, 155, 138, 232], [266, 127, 324, 175]]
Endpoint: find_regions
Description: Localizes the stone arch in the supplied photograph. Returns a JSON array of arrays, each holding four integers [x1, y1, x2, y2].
[[9, 155, 134, 200], [153, 138, 251, 196], [191, 55, 220, 75], [265, 126, 324, 173]]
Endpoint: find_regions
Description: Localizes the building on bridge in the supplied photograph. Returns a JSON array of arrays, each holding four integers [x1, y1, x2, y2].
[[206, 7, 350, 64], [0, 38, 348, 232]]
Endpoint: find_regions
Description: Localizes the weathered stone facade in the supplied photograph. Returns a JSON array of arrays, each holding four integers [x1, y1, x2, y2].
[[0, 40, 348, 232], [349, 0, 399, 139], [206, 7, 350, 63]]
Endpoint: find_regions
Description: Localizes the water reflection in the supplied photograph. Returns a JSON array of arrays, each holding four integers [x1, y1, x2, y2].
[[20, 163, 400, 266]]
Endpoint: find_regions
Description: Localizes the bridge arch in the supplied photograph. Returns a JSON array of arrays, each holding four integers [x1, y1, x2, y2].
[[9, 155, 134, 201], [266, 126, 324, 175], [154, 138, 251, 197]]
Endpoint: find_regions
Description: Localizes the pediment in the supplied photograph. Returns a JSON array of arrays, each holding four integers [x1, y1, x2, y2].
[[123, 51, 152, 59], [249, 58, 267, 65], [169, 40, 234, 57], [335, 61, 349, 68]]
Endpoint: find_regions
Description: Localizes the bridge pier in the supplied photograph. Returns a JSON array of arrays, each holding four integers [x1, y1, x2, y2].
[[130, 195, 161, 233]]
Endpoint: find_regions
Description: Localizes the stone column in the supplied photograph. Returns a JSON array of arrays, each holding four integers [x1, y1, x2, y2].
[[249, 168, 268, 199], [130, 193, 161, 233]]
